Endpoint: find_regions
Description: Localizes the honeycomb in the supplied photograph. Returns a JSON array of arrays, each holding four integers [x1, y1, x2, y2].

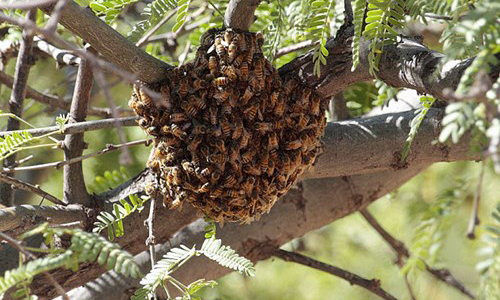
[[129, 28, 328, 223]]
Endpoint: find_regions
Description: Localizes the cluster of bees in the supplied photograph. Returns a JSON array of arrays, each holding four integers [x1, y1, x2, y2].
[[130, 28, 327, 223]]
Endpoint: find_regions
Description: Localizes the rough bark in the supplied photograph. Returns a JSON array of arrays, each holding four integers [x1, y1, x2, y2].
[[224, 0, 261, 30], [40, 1, 172, 83]]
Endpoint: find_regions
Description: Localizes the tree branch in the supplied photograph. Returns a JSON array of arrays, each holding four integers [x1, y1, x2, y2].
[[0, 116, 138, 138], [22, 107, 479, 297], [63, 48, 93, 206], [1, 9, 36, 207], [0, 172, 65, 206], [274, 249, 397, 300], [40, 1, 172, 84], [360, 209, 476, 299], [56, 164, 430, 299], [224, 0, 261, 30], [0, 71, 120, 118]]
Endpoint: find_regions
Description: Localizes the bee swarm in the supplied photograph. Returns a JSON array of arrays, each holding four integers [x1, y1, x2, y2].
[[130, 28, 327, 223]]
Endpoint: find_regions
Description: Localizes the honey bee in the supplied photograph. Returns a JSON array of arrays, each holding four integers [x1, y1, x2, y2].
[[280, 154, 292, 173], [285, 139, 302, 150], [241, 176, 255, 196], [243, 103, 258, 121], [210, 186, 224, 198], [232, 119, 243, 139], [243, 164, 261, 176], [268, 132, 279, 149], [225, 189, 243, 198], [191, 95, 206, 110], [301, 89, 311, 108], [170, 112, 188, 123], [164, 135, 181, 147], [220, 116, 232, 137], [208, 153, 226, 164], [222, 102, 232, 115], [210, 169, 222, 184], [255, 122, 274, 133], [237, 34, 247, 52], [233, 54, 245, 68], [266, 159, 275, 176], [214, 139, 226, 153], [274, 99, 285, 116], [224, 30, 234, 44], [147, 157, 160, 170], [297, 114, 310, 130], [228, 41, 238, 62], [208, 56, 217, 76], [191, 78, 204, 92], [181, 161, 196, 177], [215, 37, 225, 57], [221, 65, 237, 81], [254, 59, 263, 82], [146, 126, 160, 136], [240, 129, 251, 149], [214, 89, 230, 103], [241, 86, 253, 105], [259, 152, 269, 173], [198, 182, 211, 193], [177, 79, 188, 97], [223, 173, 237, 187], [166, 166, 182, 185], [214, 76, 229, 86], [159, 84, 172, 110], [201, 29, 215, 47], [256, 32, 264, 46], [284, 79, 298, 95], [205, 107, 217, 126], [181, 100, 198, 117], [170, 124, 187, 139], [310, 95, 321, 116], [134, 85, 153, 107], [241, 148, 257, 164], [199, 166, 212, 179]]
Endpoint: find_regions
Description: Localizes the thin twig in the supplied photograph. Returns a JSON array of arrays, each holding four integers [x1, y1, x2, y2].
[[0, 172, 65, 206], [0, 116, 139, 138], [467, 161, 485, 239], [3, 139, 151, 172], [274, 249, 398, 300], [0, 0, 58, 9], [1, 9, 36, 207], [62, 46, 93, 206], [93, 70, 133, 165], [178, 40, 192, 66], [274, 40, 314, 59], [45, 0, 70, 33], [360, 209, 409, 265], [136, 9, 178, 47], [146, 198, 157, 283], [0, 231, 70, 300], [0, 71, 121, 118], [360, 209, 476, 299]]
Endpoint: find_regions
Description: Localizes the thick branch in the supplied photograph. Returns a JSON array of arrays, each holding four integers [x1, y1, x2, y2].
[[28, 107, 479, 296], [57, 164, 429, 299], [377, 40, 500, 101], [40, 1, 172, 84], [224, 0, 261, 30], [63, 50, 93, 205]]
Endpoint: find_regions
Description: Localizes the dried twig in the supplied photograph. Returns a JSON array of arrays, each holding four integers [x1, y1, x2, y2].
[[467, 161, 485, 239], [274, 249, 397, 300], [62, 47, 93, 206], [360, 209, 475, 299], [3, 139, 151, 172], [0, 116, 139, 138], [1, 9, 36, 207], [0, 172, 65, 206], [274, 40, 314, 59], [145, 198, 157, 283], [0, 231, 70, 300], [0, 71, 121, 118]]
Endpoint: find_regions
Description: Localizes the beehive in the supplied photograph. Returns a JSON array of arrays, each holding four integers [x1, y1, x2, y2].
[[129, 28, 328, 222]]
